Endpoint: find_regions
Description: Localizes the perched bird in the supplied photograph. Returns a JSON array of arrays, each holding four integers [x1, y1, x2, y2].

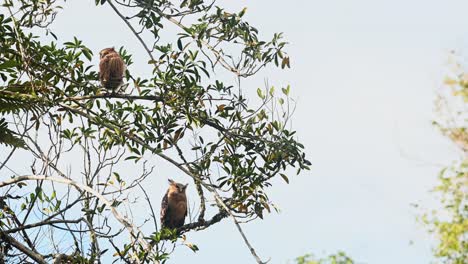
[[98, 47, 125, 91], [160, 179, 188, 229]]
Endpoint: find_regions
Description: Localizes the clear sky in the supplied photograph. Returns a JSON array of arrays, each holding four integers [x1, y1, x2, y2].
[[8, 0, 468, 263]]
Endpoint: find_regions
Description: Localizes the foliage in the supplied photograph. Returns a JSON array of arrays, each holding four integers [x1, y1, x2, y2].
[[424, 54, 468, 264], [294, 252, 354, 264], [0, 87, 48, 148], [0, 118, 25, 148], [424, 162, 468, 263], [0, 0, 309, 263]]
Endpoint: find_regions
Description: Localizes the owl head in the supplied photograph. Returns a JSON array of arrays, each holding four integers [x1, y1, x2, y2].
[[168, 179, 188, 193], [99, 47, 115, 59]]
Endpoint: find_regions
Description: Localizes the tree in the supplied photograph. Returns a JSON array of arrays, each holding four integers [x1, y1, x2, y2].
[[294, 251, 354, 264], [0, 0, 310, 263], [423, 53, 468, 264]]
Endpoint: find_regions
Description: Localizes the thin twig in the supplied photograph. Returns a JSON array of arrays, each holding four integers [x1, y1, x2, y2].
[[107, 0, 155, 61], [59, 102, 267, 263], [0, 175, 148, 264], [5, 219, 83, 234]]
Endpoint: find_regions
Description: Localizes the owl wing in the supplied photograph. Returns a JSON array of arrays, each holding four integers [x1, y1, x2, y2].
[[107, 54, 125, 89], [109, 55, 125, 77], [180, 201, 187, 226], [99, 57, 109, 82], [184, 198, 188, 217], [160, 190, 170, 227]]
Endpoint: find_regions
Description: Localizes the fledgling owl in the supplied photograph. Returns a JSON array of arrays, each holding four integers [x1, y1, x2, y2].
[[98, 47, 125, 91], [160, 179, 188, 229]]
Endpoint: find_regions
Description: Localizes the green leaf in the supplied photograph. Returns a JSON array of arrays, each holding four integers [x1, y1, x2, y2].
[[282, 85, 290, 96], [280, 173, 289, 184], [82, 49, 93, 61], [0, 60, 19, 70], [177, 38, 183, 51], [184, 242, 199, 252], [257, 88, 265, 99]]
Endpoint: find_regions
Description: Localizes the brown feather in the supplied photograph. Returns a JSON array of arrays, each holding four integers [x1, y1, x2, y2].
[[161, 180, 188, 229], [99, 48, 125, 90]]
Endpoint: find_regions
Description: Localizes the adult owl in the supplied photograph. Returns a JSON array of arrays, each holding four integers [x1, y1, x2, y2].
[[99, 47, 125, 91], [160, 179, 188, 229]]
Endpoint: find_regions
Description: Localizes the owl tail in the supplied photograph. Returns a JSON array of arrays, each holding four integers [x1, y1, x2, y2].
[[104, 57, 124, 90]]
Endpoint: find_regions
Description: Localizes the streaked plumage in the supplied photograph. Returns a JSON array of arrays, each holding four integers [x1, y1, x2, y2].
[[99, 47, 125, 91], [160, 179, 188, 229]]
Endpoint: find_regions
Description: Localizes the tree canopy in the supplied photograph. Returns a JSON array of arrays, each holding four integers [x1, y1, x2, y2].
[[422, 54, 468, 264], [0, 0, 310, 263], [294, 251, 354, 264]]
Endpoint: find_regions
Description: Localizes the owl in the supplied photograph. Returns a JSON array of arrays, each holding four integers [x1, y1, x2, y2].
[[99, 47, 125, 91], [160, 179, 188, 229]]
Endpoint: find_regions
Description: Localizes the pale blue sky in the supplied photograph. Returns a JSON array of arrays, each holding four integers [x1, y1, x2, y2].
[[6, 0, 468, 263]]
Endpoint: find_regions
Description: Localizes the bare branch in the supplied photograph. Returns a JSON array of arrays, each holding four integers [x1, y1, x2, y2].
[[178, 210, 227, 233], [0, 231, 47, 264], [5, 219, 83, 234], [107, 0, 155, 62], [0, 175, 150, 261]]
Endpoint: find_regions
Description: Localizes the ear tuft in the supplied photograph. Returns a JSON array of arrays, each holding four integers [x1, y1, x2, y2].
[[168, 179, 175, 185]]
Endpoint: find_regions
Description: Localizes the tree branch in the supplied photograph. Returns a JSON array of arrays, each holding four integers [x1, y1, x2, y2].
[[65, 94, 163, 101], [0, 231, 47, 264], [59, 102, 267, 264], [0, 175, 148, 264], [5, 219, 83, 234], [178, 210, 227, 234], [107, 0, 155, 61]]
